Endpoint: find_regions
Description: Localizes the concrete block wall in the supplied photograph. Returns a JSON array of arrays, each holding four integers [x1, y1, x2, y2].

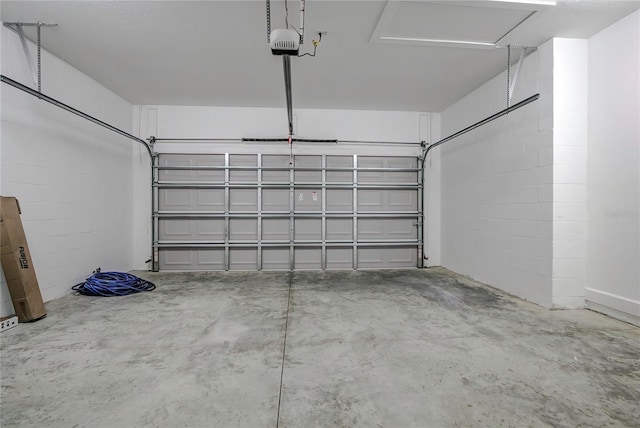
[[585, 10, 640, 323], [439, 13, 638, 318], [439, 40, 555, 307], [0, 26, 135, 317], [551, 39, 588, 308]]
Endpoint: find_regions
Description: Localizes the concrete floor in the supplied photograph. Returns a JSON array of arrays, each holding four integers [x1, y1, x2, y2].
[[1, 268, 638, 428]]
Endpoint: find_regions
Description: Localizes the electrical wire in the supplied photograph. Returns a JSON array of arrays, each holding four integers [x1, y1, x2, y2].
[[298, 32, 322, 57], [284, 0, 289, 28], [72, 269, 156, 297]]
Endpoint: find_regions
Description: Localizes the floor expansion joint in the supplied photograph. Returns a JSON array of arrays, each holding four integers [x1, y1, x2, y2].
[[275, 272, 293, 428]]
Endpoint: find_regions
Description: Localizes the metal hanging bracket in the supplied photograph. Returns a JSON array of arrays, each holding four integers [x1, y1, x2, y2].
[[507, 45, 534, 106], [3, 22, 57, 93]]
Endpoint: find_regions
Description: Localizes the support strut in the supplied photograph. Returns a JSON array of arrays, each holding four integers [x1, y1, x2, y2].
[[3, 22, 57, 93]]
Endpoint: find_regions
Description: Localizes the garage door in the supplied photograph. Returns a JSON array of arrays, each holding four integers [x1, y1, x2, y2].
[[153, 153, 423, 270]]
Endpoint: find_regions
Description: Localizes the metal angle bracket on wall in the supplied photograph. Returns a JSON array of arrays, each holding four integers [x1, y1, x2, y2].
[[3, 22, 57, 93], [507, 45, 535, 107]]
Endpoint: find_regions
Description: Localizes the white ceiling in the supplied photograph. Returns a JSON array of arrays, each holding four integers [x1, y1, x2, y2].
[[1, 0, 638, 112]]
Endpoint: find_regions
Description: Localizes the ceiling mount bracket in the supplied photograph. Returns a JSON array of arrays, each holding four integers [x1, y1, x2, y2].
[[507, 45, 531, 106], [3, 22, 57, 94]]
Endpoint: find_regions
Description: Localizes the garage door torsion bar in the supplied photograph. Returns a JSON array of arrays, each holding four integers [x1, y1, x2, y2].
[[248, 139, 416, 145], [151, 138, 330, 142], [243, 138, 338, 143], [0, 75, 153, 159], [422, 93, 539, 164], [152, 138, 417, 145]]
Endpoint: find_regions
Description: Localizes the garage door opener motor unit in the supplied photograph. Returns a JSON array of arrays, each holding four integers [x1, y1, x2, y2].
[[270, 29, 300, 55]]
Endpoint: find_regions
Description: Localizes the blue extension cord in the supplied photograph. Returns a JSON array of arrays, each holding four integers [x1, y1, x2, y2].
[[72, 268, 155, 297]]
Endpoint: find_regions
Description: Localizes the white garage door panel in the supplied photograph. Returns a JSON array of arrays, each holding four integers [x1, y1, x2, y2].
[[230, 249, 257, 270], [230, 219, 258, 240], [263, 249, 290, 270], [160, 189, 218, 210], [358, 218, 416, 240], [358, 157, 418, 183], [389, 190, 417, 209], [327, 219, 352, 240], [230, 155, 257, 182], [159, 219, 225, 241], [358, 190, 416, 211], [263, 219, 289, 240], [197, 190, 225, 210], [358, 247, 417, 269], [295, 248, 322, 270], [159, 154, 225, 182], [155, 153, 422, 271], [295, 219, 321, 240], [160, 249, 225, 270], [230, 189, 258, 211], [263, 155, 290, 182], [159, 189, 226, 211], [294, 189, 321, 211], [326, 248, 353, 269], [295, 156, 321, 182], [327, 190, 353, 211], [327, 156, 353, 182], [262, 189, 289, 211]]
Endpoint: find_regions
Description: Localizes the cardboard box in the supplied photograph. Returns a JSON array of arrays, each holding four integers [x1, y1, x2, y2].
[[1, 197, 46, 322]]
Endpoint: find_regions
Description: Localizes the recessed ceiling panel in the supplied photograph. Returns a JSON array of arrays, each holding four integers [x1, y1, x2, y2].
[[386, 2, 531, 43], [370, 0, 557, 48]]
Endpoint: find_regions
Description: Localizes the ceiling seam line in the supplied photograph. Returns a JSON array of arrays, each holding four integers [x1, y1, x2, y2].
[[494, 10, 537, 45]]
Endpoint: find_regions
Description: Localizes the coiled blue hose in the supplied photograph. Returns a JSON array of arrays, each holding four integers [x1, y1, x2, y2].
[[72, 269, 155, 297]]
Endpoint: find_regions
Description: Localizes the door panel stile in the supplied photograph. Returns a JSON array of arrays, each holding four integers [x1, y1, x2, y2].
[[352, 155, 358, 270], [152, 152, 159, 271], [257, 154, 263, 270], [417, 155, 424, 268], [321, 154, 327, 270], [224, 153, 230, 271], [289, 155, 295, 270]]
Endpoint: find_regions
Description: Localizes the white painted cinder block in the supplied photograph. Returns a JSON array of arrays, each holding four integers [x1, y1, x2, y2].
[[440, 39, 555, 307], [554, 184, 587, 202], [554, 165, 587, 184], [1, 27, 135, 317], [551, 38, 588, 308], [585, 10, 640, 322], [554, 203, 587, 222], [438, 32, 633, 310], [553, 240, 587, 259], [553, 258, 587, 278], [553, 222, 587, 241]]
